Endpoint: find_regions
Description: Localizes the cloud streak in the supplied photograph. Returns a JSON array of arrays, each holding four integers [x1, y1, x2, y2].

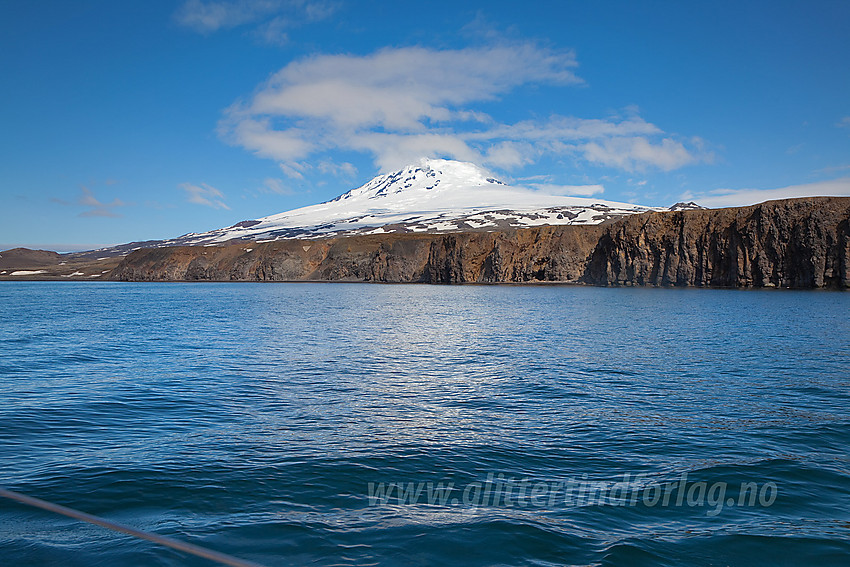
[[527, 183, 605, 197], [180, 182, 230, 209], [220, 45, 709, 174], [175, 0, 338, 43], [257, 177, 296, 195], [52, 186, 127, 217]]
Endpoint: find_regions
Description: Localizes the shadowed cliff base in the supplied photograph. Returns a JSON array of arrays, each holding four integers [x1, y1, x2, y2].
[[103, 197, 850, 289]]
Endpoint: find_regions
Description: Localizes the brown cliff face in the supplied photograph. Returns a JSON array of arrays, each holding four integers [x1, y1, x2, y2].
[[109, 226, 604, 284], [583, 197, 850, 288], [109, 197, 850, 288]]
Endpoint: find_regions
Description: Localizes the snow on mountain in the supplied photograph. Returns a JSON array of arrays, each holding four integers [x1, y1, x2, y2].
[[167, 159, 662, 246], [668, 201, 706, 211]]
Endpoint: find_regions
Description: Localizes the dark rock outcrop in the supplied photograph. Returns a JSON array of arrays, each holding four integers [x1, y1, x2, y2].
[[99, 197, 850, 289], [109, 226, 604, 284], [583, 197, 850, 288]]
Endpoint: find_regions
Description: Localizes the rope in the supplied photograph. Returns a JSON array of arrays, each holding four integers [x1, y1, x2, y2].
[[0, 487, 267, 567]]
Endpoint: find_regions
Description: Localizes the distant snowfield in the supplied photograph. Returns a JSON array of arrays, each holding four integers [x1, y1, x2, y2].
[[9, 270, 47, 276], [167, 159, 666, 247]]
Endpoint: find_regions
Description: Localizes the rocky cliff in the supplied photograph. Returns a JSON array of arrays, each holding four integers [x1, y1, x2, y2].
[[584, 197, 850, 288], [108, 225, 604, 284], [108, 197, 850, 288]]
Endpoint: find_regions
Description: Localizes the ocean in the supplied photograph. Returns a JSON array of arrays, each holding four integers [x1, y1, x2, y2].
[[1, 281, 848, 566]]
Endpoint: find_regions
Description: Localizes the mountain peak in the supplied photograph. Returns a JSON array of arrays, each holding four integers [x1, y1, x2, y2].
[[149, 158, 664, 246], [332, 158, 505, 203]]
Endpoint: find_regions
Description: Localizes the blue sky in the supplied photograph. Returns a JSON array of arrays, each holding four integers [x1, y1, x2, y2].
[[2, 0, 849, 251]]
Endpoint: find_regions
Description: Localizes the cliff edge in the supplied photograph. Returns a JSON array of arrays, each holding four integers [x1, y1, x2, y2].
[[584, 197, 849, 288], [108, 197, 850, 288]]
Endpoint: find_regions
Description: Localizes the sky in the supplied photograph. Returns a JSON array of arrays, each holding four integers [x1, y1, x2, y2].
[[1, 1, 849, 251]]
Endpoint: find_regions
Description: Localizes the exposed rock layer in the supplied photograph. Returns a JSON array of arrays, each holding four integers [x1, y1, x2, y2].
[[108, 226, 604, 284], [585, 197, 850, 288], [107, 197, 850, 288]]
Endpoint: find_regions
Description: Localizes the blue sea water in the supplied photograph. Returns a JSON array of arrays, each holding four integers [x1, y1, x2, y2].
[[0, 281, 848, 567]]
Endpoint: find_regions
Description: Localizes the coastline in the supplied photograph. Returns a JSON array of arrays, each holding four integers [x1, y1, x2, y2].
[[3, 196, 849, 289]]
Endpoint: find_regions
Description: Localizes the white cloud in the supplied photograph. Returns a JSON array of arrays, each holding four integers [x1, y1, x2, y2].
[[278, 161, 308, 179], [815, 164, 850, 175], [483, 141, 535, 169], [254, 16, 291, 45], [527, 183, 604, 197], [80, 188, 127, 217], [227, 118, 314, 161], [472, 115, 662, 142], [180, 182, 230, 209], [317, 160, 356, 177], [345, 132, 483, 172], [220, 45, 708, 175], [175, 0, 338, 41], [175, 0, 281, 32], [257, 177, 295, 195], [243, 44, 579, 129], [685, 178, 850, 208], [582, 137, 699, 172], [838, 116, 850, 129], [52, 186, 127, 217]]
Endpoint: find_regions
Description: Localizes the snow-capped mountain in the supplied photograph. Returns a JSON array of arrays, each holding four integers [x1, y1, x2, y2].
[[165, 159, 663, 247], [72, 159, 668, 259]]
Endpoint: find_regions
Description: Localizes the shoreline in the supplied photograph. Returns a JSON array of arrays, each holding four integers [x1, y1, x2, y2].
[[3, 196, 850, 289]]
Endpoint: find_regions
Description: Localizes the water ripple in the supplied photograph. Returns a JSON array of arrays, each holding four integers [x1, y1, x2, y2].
[[1, 282, 848, 566]]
